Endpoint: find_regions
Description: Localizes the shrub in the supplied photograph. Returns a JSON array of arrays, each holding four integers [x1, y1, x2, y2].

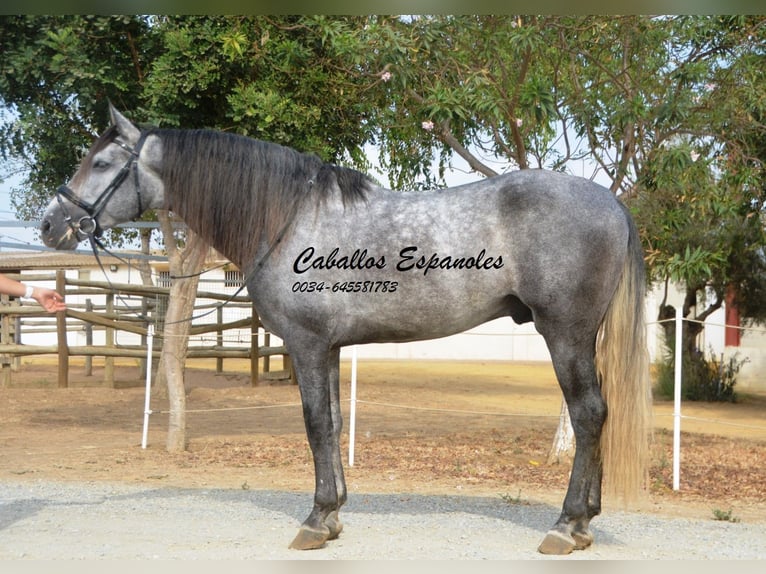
[[654, 346, 745, 402]]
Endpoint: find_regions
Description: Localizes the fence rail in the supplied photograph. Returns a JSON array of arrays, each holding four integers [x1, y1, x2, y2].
[[0, 269, 293, 388]]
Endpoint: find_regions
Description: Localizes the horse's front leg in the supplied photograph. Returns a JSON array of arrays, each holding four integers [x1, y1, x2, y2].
[[324, 348, 347, 539], [287, 343, 347, 550]]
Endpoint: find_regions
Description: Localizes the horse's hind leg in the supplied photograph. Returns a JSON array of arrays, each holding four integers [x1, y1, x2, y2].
[[287, 342, 347, 550], [537, 332, 606, 555]]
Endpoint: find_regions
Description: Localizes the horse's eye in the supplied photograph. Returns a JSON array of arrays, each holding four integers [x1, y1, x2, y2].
[[93, 159, 109, 169]]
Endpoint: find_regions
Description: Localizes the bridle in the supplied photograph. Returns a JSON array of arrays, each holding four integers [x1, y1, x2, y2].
[[56, 130, 150, 240], [53, 130, 155, 319]]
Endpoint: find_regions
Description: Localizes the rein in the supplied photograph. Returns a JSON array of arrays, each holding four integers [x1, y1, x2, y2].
[[161, 178, 310, 326]]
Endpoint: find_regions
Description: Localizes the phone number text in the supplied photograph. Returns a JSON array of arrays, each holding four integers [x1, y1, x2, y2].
[[291, 280, 398, 294]]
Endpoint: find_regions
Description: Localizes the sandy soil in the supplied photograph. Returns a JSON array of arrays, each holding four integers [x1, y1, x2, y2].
[[1, 358, 765, 523]]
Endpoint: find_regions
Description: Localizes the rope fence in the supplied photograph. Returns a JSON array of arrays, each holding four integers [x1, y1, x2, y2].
[[655, 413, 766, 432], [151, 397, 766, 431], [351, 399, 562, 418]]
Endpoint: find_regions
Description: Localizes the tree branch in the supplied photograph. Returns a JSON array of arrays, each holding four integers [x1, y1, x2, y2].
[[437, 119, 498, 178], [407, 88, 498, 178]]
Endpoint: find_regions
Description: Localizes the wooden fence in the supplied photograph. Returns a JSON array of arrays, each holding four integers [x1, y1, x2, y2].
[[0, 269, 293, 388]]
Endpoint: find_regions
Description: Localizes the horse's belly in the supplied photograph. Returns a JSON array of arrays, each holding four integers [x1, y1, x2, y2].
[[327, 281, 510, 345]]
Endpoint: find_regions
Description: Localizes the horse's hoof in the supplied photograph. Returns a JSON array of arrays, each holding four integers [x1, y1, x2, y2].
[[325, 511, 344, 540], [572, 528, 594, 549], [537, 529, 576, 555], [288, 526, 330, 550]]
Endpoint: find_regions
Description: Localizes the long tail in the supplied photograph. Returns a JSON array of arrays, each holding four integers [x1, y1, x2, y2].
[[595, 203, 652, 502]]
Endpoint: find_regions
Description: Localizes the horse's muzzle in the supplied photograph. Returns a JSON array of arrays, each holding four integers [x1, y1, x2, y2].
[[40, 210, 81, 250]]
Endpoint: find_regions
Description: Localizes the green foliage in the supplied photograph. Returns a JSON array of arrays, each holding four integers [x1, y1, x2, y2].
[[0, 16, 155, 220], [630, 16, 766, 324], [711, 508, 741, 523], [362, 15, 568, 187], [654, 347, 744, 402], [141, 15, 376, 163], [499, 490, 527, 505]]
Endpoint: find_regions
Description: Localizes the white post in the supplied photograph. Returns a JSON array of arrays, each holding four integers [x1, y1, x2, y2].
[[673, 307, 682, 490], [141, 324, 154, 449], [348, 345, 358, 467]]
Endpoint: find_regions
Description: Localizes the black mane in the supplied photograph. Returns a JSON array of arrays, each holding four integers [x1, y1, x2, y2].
[[157, 129, 372, 266]]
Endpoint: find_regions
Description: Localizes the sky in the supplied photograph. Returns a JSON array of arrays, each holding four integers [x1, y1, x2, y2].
[[0, 171, 41, 250], [0, 102, 40, 249]]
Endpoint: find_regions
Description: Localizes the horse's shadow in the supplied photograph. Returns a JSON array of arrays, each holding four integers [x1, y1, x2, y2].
[[0, 484, 620, 547], [245, 488, 621, 546], [0, 498, 48, 531]]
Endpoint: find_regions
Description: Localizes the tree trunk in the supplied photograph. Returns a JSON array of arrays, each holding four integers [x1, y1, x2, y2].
[[161, 267, 203, 452], [156, 211, 208, 453], [547, 399, 575, 464], [658, 283, 722, 363]]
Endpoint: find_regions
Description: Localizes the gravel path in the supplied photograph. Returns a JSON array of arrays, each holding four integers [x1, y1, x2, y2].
[[0, 479, 763, 560]]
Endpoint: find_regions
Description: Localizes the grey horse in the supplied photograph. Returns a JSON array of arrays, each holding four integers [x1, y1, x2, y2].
[[40, 105, 651, 555]]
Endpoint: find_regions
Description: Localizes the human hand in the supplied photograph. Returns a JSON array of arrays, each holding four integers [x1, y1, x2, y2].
[[32, 287, 66, 313]]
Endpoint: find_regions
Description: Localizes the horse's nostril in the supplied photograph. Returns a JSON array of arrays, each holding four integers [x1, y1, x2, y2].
[[41, 219, 51, 234]]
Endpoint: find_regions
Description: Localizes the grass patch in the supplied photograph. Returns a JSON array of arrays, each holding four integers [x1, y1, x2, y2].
[[711, 508, 740, 523]]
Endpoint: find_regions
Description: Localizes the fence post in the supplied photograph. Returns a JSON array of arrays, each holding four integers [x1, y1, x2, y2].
[[1, 294, 11, 387], [56, 269, 69, 388], [141, 324, 154, 449], [104, 293, 114, 387], [84, 299, 93, 376], [13, 315, 21, 370], [250, 303, 259, 386], [263, 332, 271, 374], [673, 306, 683, 491], [216, 306, 224, 374], [348, 345, 358, 467]]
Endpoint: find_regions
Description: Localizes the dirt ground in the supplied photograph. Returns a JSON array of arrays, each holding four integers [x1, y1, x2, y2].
[[1, 357, 765, 523]]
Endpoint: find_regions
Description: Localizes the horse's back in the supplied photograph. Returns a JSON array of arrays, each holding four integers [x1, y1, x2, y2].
[[492, 169, 624, 219], [448, 169, 629, 246]]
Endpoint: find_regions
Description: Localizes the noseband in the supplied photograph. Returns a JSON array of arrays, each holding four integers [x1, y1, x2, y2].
[[56, 130, 150, 239]]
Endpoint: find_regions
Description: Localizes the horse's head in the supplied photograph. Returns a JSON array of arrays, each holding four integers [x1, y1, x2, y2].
[[40, 104, 163, 250]]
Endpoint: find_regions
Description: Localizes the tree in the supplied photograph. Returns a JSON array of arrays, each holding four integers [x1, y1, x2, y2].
[[356, 15, 564, 189], [141, 15, 376, 163], [359, 16, 765, 451], [154, 212, 208, 451], [629, 17, 766, 398], [0, 16, 157, 234], [0, 15, 380, 452]]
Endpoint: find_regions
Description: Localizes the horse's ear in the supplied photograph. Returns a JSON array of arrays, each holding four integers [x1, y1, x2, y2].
[[108, 102, 141, 143]]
